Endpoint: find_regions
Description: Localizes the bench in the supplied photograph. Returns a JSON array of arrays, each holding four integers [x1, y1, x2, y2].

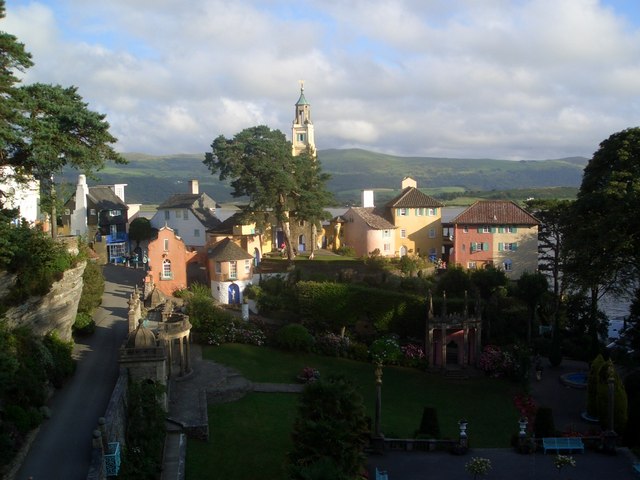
[[542, 437, 584, 454], [375, 467, 389, 480]]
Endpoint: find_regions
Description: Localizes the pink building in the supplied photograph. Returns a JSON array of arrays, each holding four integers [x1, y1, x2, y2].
[[147, 226, 198, 297]]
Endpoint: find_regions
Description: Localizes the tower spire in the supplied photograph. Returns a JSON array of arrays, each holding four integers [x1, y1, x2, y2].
[[292, 82, 315, 157]]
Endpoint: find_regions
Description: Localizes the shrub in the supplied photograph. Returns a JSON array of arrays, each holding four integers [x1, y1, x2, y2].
[[401, 343, 426, 368], [336, 245, 356, 257], [314, 332, 350, 357], [348, 341, 369, 362], [76, 259, 104, 316], [275, 324, 315, 352], [369, 337, 402, 365], [119, 380, 166, 479], [587, 354, 606, 418], [73, 312, 95, 335], [416, 406, 440, 439], [288, 376, 369, 479], [43, 332, 76, 388]]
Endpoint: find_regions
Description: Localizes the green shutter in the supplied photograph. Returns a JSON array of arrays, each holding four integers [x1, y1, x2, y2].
[[498, 242, 503, 251], [513, 242, 518, 250], [477, 227, 483, 233], [490, 227, 496, 233], [483, 242, 489, 251], [498, 226, 504, 233]]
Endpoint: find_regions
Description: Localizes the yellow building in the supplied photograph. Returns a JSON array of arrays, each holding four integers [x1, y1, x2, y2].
[[386, 177, 444, 259]]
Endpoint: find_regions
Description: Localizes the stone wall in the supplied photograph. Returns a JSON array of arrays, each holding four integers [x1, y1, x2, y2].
[[2, 261, 86, 341]]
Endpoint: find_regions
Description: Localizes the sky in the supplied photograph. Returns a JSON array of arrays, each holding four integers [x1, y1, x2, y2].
[[3, 0, 640, 159]]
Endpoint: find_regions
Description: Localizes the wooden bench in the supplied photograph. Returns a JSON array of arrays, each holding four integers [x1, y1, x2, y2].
[[375, 467, 389, 480], [542, 437, 584, 454]]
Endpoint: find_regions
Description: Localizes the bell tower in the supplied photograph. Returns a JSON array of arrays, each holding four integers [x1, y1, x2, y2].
[[291, 81, 316, 157]]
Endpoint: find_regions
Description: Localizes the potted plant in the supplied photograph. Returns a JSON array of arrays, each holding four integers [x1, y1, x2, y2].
[[465, 457, 491, 479]]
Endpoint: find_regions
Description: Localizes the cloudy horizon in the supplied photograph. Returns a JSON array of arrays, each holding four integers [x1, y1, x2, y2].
[[3, 0, 640, 160]]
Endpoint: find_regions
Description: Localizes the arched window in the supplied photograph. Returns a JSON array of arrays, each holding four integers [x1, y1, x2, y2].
[[162, 259, 172, 279]]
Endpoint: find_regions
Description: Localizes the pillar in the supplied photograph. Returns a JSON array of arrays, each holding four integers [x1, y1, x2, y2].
[[179, 336, 185, 376]]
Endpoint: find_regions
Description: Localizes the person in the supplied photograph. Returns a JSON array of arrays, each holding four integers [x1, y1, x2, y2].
[[280, 242, 286, 257]]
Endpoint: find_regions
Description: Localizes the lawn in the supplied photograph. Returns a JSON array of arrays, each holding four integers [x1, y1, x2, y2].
[[186, 344, 521, 479]]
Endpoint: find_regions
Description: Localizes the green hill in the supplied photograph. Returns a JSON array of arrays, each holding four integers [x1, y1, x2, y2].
[[60, 149, 587, 205]]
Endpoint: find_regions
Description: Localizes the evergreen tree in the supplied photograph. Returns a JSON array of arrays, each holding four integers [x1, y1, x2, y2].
[[288, 375, 369, 479]]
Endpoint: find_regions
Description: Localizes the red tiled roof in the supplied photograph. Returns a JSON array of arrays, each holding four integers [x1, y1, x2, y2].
[[386, 187, 444, 208], [449, 200, 539, 225]]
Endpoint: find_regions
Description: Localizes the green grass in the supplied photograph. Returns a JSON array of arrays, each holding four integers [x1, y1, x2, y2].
[[187, 393, 297, 479], [199, 344, 520, 444]]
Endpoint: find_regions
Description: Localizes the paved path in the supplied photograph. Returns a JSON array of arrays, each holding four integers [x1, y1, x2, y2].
[[15, 264, 145, 480]]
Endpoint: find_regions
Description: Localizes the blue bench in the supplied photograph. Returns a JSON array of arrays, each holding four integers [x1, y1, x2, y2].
[[542, 437, 584, 454], [375, 467, 389, 480]]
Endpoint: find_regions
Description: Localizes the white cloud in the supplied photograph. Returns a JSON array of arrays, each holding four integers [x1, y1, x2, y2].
[[2, 0, 640, 159]]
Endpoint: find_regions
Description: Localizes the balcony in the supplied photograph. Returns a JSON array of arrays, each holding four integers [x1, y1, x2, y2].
[[105, 232, 128, 244], [104, 441, 121, 476]]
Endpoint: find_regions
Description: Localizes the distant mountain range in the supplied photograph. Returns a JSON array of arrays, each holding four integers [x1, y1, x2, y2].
[[60, 149, 589, 206]]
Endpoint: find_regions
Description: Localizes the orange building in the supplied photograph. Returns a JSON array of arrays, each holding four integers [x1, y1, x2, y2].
[[147, 226, 198, 296], [445, 200, 539, 277]]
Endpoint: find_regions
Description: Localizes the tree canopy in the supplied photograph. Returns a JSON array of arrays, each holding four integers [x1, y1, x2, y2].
[[205, 125, 332, 259], [1, 4, 124, 231], [563, 127, 640, 354]]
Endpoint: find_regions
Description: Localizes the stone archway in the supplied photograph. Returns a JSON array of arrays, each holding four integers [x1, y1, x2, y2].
[[446, 340, 459, 365]]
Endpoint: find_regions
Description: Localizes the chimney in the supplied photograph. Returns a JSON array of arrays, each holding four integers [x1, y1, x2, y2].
[[401, 177, 417, 189], [362, 190, 374, 208], [189, 180, 199, 195]]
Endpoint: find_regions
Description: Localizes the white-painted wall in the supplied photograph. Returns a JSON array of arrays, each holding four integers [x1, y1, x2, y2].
[[150, 208, 207, 248]]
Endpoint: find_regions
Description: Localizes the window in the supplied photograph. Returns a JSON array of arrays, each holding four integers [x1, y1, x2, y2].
[[109, 210, 121, 217], [400, 229, 407, 238], [164, 210, 170, 220], [194, 229, 200, 237], [429, 228, 436, 238], [90, 209, 96, 216], [183, 209, 189, 220], [503, 259, 513, 271], [64, 208, 70, 215], [382, 230, 391, 238], [429, 247, 437, 256], [215, 261, 221, 274], [498, 226, 505, 233], [470, 242, 489, 252], [509, 226, 518, 233], [163, 239, 169, 251], [416, 208, 425, 216], [463, 226, 469, 233], [299, 220, 305, 227], [498, 242, 518, 251], [478, 226, 490, 233], [162, 259, 172, 280], [396, 208, 408, 216], [229, 261, 237, 279], [175, 210, 182, 219], [297, 133, 305, 142], [383, 243, 391, 252], [110, 224, 118, 236], [468, 261, 477, 269], [244, 259, 251, 274], [427, 208, 438, 216]]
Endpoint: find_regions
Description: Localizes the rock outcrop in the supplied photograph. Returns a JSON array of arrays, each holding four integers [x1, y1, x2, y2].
[[2, 261, 86, 341]]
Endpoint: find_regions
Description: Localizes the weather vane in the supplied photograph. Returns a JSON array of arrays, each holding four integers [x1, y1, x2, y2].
[[299, 79, 304, 91]]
